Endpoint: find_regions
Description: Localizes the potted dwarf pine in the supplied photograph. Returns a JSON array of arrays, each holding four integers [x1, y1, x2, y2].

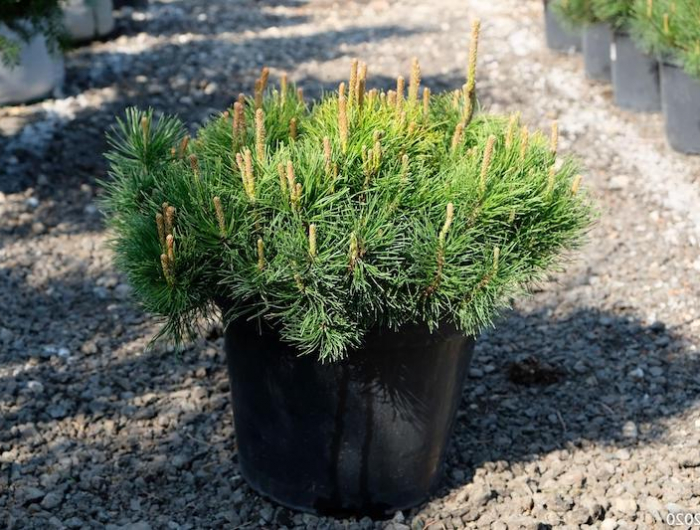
[[0, 0, 65, 105], [595, 0, 661, 111], [543, 0, 582, 53], [102, 21, 591, 516], [631, 0, 700, 154], [552, 0, 613, 81]]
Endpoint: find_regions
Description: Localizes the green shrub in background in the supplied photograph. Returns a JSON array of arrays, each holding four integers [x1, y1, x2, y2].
[[102, 23, 592, 361], [551, 0, 635, 29], [591, 0, 634, 28], [551, 0, 598, 29], [0, 0, 65, 66], [630, 0, 700, 77]]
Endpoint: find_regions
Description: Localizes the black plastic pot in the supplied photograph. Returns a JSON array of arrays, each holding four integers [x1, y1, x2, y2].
[[224, 319, 475, 517], [660, 61, 700, 154], [611, 32, 660, 112], [113, 0, 147, 8], [543, 0, 581, 53], [583, 23, 612, 82]]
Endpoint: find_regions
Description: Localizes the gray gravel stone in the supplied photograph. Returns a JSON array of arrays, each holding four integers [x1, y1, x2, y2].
[[612, 496, 638, 516], [40, 491, 64, 510]]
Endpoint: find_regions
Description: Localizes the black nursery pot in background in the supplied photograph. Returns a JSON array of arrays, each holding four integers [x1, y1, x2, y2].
[[543, 0, 581, 53], [583, 23, 612, 82], [660, 62, 700, 155], [611, 32, 660, 112], [113, 0, 148, 7], [224, 319, 475, 517]]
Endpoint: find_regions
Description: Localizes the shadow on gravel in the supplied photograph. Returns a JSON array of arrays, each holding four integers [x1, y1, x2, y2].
[[0, 2, 419, 198], [116, 0, 312, 40], [441, 305, 698, 495], [1, 286, 698, 524]]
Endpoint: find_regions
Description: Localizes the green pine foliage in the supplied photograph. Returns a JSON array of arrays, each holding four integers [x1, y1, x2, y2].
[[591, 0, 634, 28], [551, 0, 598, 28], [0, 0, 65, 66], [550, 0, 637, 32], [630, 0, 700, 78], [102, 25, 592, 361]]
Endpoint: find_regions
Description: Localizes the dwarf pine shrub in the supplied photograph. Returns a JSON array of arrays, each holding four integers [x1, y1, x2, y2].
[[551, 0, 636, 31], [551, 0, 598, 28], [591, 0, 634, 28], [0, 0, 65, 66], [102, 21, 592, 361], [630, 0, 700, 77]]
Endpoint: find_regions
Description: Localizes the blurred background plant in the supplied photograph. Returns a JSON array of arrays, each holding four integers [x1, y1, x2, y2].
[[551, 0, 598, 29], [591, 0, 634, 29], [0, 0, 66, 66], [630, 0, 700, 77]]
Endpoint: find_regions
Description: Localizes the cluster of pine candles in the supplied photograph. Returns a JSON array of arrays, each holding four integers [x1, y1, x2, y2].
[[160, 20, 573, 282]]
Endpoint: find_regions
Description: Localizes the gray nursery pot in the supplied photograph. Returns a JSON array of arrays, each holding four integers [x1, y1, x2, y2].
[[660, 61, 700, 155], [543, 0, 581, 53], [583, 23, 612, 82], [611, 32, 660, 112], [63, 0, 115, 42], [0, 25, 64, 105]]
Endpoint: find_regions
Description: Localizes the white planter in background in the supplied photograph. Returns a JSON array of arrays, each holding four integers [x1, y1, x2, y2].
[[63, 0, 115, 41], [0, 25, 65, 105]]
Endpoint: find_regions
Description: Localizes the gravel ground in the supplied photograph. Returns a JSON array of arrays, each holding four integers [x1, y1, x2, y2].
[[2, 0, 700, 528]]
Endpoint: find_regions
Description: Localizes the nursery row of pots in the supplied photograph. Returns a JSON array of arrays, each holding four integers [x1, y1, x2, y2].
[[543, 1, 700, 155], [0, 0, 143, 106]]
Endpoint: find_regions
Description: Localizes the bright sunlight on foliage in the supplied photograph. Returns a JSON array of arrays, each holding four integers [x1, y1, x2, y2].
[[101, 21, 592, 361]]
